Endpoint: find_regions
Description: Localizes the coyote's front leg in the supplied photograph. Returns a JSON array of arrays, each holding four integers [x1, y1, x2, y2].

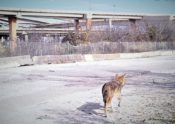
[[117, 94, 122, 107]]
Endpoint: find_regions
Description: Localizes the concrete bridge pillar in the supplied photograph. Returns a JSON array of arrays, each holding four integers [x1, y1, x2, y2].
[[74, 19, 80, 32], [22, 31, 28, 42], [108, 19, 112, 30], [8, 16, 17, 54], [129, 19, 137, 33], [25, 34, 28, 42], [85, 13, 92, 31], [1, 37, 5, 43], [86, 18, 92, 31], [170, 15, 175, 22]]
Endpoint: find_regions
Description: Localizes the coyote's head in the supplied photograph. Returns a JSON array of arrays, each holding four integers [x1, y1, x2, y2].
[[115, 74, 126, 86]]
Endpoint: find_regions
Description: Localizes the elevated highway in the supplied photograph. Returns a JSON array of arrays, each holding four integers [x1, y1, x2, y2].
[[0, 8, 174, 53]]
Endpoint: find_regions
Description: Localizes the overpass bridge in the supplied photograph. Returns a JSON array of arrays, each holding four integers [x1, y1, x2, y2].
[[0, 8, 175, 53]]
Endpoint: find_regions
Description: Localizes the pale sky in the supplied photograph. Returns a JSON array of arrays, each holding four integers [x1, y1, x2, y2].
[[0, 0, 175, 14]]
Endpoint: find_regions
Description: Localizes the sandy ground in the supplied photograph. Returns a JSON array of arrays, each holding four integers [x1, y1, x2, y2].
[[0, 56, 175, 124]]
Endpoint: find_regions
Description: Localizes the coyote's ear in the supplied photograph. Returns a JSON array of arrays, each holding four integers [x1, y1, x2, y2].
[[115, 74, 126, 83], [122, 74, 126, 78], [115, 74, 125, 79]]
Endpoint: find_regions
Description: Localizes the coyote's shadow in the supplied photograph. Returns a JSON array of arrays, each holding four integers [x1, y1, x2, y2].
[[77, 102, 103, 116]]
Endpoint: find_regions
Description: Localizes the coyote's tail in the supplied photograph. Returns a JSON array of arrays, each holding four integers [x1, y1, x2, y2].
[[102, 84, 110, 104], [103, 90, 108, 103]]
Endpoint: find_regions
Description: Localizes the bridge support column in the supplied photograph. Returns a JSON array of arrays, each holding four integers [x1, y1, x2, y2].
[[85, 13, 92, 31], [170, 15, 175, 23], [25, 34, 28, 42], [22, 31, 28, 42], [86, 18, 92, 31], [74, 19, 80, 32], [109, 19, 112, 30], [1, 37, 5, 43], [129, 19, 137, 33], [8, 16, 17, 54]]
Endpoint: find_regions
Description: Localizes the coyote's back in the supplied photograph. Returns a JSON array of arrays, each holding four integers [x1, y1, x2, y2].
[[102, 74, 126, 117]]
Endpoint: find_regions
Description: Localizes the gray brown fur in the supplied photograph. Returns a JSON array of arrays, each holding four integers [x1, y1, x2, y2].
[[102, 74, 126, 117]]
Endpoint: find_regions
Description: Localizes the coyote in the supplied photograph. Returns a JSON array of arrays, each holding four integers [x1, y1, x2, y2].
[[102, 74, 126, 117]]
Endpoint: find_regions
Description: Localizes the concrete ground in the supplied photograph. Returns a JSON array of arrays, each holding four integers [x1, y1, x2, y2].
[[0, 55, 175, 124]]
